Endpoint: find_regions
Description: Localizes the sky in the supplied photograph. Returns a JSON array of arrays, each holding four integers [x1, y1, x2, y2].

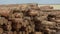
[[0, 0, 60, 5]]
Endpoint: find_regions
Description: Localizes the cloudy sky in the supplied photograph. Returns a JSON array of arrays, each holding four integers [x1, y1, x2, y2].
[[0, 0, 60, 5]]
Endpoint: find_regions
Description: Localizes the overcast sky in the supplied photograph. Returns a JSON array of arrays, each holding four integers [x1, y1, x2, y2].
[[0, 0, 60, 5]]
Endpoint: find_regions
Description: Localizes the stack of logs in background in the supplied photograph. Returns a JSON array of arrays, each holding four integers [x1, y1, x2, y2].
[[0, 4, 60, 34]]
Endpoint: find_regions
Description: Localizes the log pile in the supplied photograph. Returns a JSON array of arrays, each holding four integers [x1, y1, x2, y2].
[[0, 4, 60, 34]]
